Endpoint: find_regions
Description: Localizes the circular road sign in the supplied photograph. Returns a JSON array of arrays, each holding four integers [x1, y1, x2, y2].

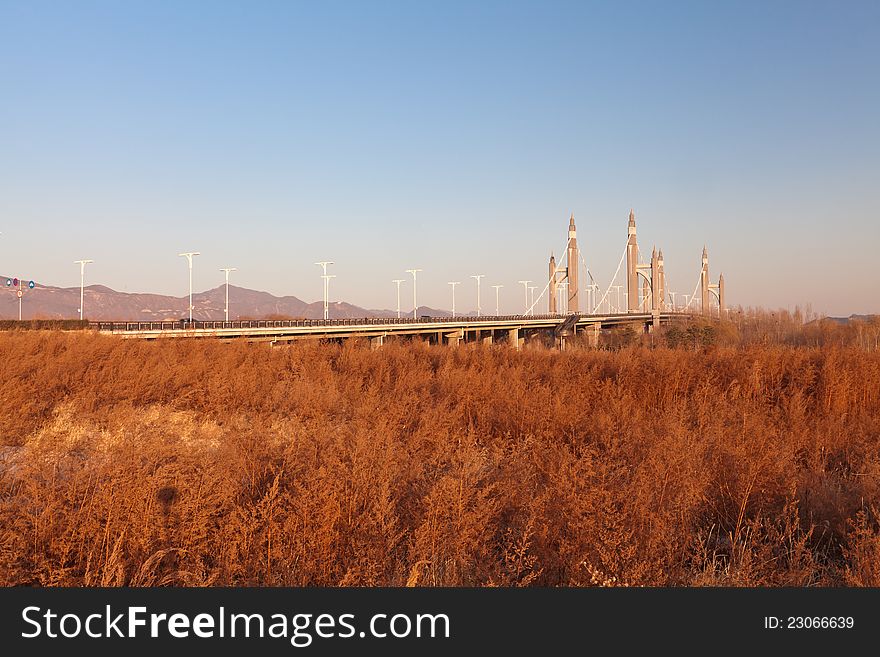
[[16, 290, 23, 298], [28, 281, 35, 289], [12, 278, 19, 287], [4, 279, 10, 287]]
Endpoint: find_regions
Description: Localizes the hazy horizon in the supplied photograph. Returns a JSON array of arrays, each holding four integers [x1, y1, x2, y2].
[[1, 1, 878, 316]]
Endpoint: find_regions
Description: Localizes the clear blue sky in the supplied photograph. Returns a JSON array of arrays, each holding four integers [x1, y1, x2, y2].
[[1, 0, 877, 316]]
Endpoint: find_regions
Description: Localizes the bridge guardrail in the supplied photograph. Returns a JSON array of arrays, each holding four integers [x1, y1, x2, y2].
[[90, 313, 574, 333]]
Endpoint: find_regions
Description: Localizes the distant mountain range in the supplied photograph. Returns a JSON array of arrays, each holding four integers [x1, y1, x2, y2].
[[0, 277, 453, 321]]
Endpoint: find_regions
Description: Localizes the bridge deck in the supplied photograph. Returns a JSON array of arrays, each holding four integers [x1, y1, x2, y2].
[[90, 312, 685, 340]]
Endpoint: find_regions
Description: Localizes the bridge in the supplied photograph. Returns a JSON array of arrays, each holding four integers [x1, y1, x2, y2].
[[80, 208, 723, 348], [90, 311, 690, 348]]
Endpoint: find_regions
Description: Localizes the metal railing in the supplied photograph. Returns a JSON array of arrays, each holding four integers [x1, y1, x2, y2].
[[88, 313, 586, 332]]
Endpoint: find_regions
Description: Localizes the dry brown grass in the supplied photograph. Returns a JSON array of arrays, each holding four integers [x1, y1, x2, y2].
[[1, 319, 879, 586]]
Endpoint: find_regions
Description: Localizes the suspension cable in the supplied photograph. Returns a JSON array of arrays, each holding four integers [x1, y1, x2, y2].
[[684, 272, 702, 311], [525, 236, 572, 316], [589, 240, 628, 314]]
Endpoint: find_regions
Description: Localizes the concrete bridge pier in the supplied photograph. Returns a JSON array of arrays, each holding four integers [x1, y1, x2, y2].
[[585, 324, 600, 348], [508, 328, 521, 350], [370, 335, 384, 350], [482, 330, 493, 346], [445, 329, 463, 347]]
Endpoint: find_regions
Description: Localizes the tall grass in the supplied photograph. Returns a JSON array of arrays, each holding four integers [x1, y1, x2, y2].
[[1, 321, 879, 586]]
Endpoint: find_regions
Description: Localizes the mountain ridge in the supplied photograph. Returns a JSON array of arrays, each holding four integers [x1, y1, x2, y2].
[[0, 278, 453, 321]]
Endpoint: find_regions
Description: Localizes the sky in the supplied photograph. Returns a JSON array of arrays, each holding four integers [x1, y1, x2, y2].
[[0, 0, 878, 316]]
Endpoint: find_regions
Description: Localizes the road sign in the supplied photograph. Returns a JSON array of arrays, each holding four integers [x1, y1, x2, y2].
[[28, 281, 35, 289], [4, 279, 9, 287], [12, 278, 18, 286], [16, 290, 22, 298]]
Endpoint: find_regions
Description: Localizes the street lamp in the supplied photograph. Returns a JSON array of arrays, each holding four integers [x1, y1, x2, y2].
[[471, 274, 485, 317], [219, 267, 237, 321], [669, 291, 676, 311], [518, 280, 531, 316], [393, 279, 405, 319], [314, 261, 335, 320], [491, 284, 503, 316], [405, 269, 422, 318], [178, 252, 200, 322], [323, 275, 336, 320], [528, 286, 537, 314], [74, 259, 93, 321], [448, 281, 460, 318]]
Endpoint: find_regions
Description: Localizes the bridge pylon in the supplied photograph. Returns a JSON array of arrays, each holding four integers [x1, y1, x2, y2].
[[549, 214, 580, 314], [657, 249, 666, 311], [700, 246, 710, 315], [567, 214, 579, 313], [626, 209, 640, 312], [624, 210, 665, 321], [701, 247, 726, 317]]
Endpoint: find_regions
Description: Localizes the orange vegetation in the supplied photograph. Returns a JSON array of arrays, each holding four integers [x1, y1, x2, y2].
[[1, 316, 879, 586]]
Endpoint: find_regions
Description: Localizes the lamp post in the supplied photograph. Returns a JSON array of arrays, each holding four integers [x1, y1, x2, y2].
[[405, 269, 422, 318], [393, 279, 405, 319], [518, 280, 531, 316], [471, 274, 485, 317], [74, 259, 93, 320], [528, 286, 537, 314], [323, 274, 336, 320], [491, 284, 503, 316], [219, 267, 237, 321], [178, 252, 200, 322], [448, 281, 460, 318], [314, 261, 335, 320]]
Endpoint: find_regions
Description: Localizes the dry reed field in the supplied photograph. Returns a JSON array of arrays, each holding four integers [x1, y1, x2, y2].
[[1, 314, 879, 587]]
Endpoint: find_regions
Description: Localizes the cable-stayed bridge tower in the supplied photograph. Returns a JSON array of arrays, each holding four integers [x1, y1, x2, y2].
[[548, 214, 579, 314], [626, 209, 639, 312]]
